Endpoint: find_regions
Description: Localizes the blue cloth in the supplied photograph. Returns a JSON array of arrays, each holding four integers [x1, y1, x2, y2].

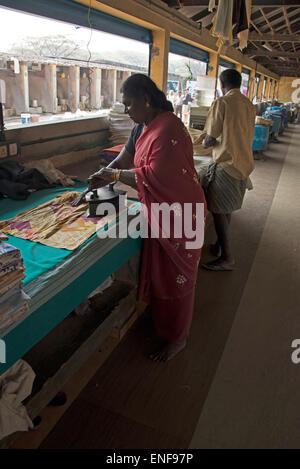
[[252, 124, 269, 151]]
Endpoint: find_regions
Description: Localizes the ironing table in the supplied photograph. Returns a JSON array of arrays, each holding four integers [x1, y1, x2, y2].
[[0, 182, 142, 374]]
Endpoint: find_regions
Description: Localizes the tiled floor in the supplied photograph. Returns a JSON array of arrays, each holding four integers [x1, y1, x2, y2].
[[39, 126, 298, 449]]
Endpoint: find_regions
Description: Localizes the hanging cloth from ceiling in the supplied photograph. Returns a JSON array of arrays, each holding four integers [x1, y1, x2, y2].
[[232, 0, 251, 50], [208, 0, 216, 12], [211, 0, 234, 50]]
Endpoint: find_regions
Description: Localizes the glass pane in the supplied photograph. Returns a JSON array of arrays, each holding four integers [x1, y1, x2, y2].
[[0, 6, 149, 128], [168, 52, 208, 126]]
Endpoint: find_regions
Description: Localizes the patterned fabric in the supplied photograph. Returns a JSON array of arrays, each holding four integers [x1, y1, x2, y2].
[[0, 242, 21, 268], [0, 191, 131, 251], [203, 162, 247, 214], [0, 232, 8, 242]]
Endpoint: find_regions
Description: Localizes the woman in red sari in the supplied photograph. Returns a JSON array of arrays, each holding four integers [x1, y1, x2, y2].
[[89, 74, 206, 361]]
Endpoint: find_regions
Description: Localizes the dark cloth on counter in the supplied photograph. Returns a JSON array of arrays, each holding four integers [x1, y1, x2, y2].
[[0, 161, 52, 200]]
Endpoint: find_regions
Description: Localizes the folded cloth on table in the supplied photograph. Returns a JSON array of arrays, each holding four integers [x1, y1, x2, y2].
[[0, 242, 21, 268], [256, 116, 273, 126], [0, 259, 24, 278], [0, 359, 35, 439], [0, 301, 30, 331], [0, 271, 26, 296], [0, 285, 29, 318]]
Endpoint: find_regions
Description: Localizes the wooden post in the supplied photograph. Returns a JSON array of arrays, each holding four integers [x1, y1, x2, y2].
[[207, 51, 219, 100], [150, 29, 170, 92]]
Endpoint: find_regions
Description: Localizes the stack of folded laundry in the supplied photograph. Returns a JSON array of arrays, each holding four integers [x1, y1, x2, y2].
[[108, 102, 134, 146], [0, 235, 30, 333]]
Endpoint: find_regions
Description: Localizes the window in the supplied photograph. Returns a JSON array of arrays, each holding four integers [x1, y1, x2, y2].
[[217, 60, 236, 98], [262, 78, 267, 101], [168, 39, 209, 125], [241, 69, 250, 96], [0, 5, 150, 128], [253, 74, 261, 103], [269, 79, 273, 100]]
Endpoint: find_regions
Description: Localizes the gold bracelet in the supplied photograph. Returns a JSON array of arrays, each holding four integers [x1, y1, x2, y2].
[[114, 169, 122, 182]]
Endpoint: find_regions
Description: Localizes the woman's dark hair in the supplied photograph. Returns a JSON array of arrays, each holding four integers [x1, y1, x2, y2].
[[121, 74, 174, 112]]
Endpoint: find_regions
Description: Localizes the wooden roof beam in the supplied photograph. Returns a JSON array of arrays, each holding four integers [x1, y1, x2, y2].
[[248, 33, 300, 41], [252, 50, 300, 57], [283, 6, 293, 34], [259, 8, 275, 33], [181, 1, 300, 5]]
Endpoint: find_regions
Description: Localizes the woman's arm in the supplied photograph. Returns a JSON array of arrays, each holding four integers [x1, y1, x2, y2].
[[119, 170, 137, 189], [71, 148, 134, 206], [88, 168, 137, 190], [107, 147, 135, 170]]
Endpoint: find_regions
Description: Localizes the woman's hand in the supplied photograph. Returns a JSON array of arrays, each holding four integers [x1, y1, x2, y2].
[[88, 168, 116, 190]]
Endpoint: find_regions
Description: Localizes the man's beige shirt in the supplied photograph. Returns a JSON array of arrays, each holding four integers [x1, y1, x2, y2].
[[205, 88, 256, 180]]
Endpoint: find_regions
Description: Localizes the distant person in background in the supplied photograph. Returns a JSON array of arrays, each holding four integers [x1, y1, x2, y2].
[[182, 89, 193, 125], [202, 69, 256, 271], [175, 91, 183, 120], [183, 89, 193, 105], [167, 90, 176, 108]]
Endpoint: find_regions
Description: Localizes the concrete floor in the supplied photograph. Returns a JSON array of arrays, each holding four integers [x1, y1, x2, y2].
[[38, 125, 299, 449]]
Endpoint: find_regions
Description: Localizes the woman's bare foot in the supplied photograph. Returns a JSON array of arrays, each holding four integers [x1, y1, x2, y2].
[[150, 339, 187, 362]]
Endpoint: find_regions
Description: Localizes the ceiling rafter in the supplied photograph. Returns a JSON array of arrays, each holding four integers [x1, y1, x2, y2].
[[178, 1, 300, 6], [248, 33, 300, 41], [162, 0, 300, 76], [283, 6, 293, 33]]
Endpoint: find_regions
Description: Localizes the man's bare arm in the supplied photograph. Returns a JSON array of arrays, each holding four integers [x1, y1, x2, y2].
[[202, 134, 217, 149]]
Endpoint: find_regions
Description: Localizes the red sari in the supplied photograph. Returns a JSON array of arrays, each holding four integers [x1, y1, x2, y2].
[[133, 112, 206, 343]]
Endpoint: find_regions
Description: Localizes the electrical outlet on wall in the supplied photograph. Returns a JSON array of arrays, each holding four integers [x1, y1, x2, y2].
[[0, 144, 8, 158], [9, 143, 18, 156], [0, 142, 20, 158]]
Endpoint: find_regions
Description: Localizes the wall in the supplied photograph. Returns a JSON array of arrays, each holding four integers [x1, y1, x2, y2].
[[278, 76, 300, 104], [6, 116, 110, 168]]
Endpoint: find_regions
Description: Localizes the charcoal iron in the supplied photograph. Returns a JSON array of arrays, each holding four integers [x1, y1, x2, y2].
[[86, 183, 126, 218]]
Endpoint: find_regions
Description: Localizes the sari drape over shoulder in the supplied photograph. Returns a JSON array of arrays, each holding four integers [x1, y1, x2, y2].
[[133, 112, 206, 343]]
